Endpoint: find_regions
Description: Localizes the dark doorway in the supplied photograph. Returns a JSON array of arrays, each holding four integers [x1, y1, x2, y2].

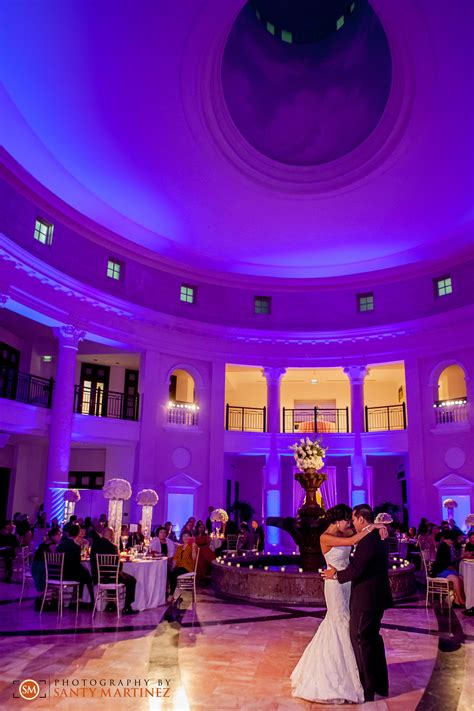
[[0, 468, 11, 521], [78, 363, 110, 417], [0, 342, 21, 400], [123, 369, 139, 420]]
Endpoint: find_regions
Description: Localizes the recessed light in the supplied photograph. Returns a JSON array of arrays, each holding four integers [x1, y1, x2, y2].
[[42, 355, 53, 362], [311, 378, 318, 384]]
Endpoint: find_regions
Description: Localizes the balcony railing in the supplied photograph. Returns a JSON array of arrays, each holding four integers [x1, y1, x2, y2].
[[282, 407, 349, 433], [225, 405, 266, 432], [74, 385, 139, 421], [434, 398, 468, 425], [167, 401, 199, 426], [0, 367, 53, 408], [365, 403, 406, 432]]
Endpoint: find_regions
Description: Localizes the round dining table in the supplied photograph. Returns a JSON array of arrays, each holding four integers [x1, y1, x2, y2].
[[83, 557, 168, 610], [460, 559, 474, 609]]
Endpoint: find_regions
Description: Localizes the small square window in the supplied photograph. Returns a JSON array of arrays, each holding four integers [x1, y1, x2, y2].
[[255, 296, 271, 315], [357, 292, 374, 312], [107, 259, 122, 280], [435, 276, 452, 297], [34, 218, 54, 245], [180, 284, 195, 304]]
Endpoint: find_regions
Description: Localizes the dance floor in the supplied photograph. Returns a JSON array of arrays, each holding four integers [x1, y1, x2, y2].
[[0, 580, 472, 710]]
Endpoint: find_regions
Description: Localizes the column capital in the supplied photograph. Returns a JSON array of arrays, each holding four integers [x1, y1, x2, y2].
[[0, 294, 9, 308], [54, 324, 86, 350], [343, 365, 369, 385], [263, 366, 286, 384]]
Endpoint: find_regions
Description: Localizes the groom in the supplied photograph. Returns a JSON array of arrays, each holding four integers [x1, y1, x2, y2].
[[322, 503, 393, 702]]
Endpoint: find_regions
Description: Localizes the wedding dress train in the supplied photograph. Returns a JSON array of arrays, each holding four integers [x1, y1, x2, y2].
[[291, 546, 364, 704]]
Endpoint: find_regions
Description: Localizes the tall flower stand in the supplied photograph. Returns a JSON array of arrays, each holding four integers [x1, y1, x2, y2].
[[103, 478, 132, 547], [136, 489, 159, 539], [63, 489, 81, 524]]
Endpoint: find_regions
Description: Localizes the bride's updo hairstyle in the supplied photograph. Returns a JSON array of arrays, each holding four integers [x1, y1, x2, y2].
[[324, 504, 352, 524]]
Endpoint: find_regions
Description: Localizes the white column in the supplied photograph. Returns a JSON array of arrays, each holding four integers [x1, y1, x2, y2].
[[208, 360, 226, 508], [263, 367, 286, 545], [344, 365, 369, 507], [404, 356, 428, 522], [44, 325, 85, 523]]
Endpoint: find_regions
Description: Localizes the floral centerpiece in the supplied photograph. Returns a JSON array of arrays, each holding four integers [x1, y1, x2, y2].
[[136, 488, 159, 539], [465, 513, 474, 530], [210, 508, 229, 535], [290, 437, 328, 516], [103, 478, 132, 547], [63, 488, 80, 523], [375, 512, 393, 525], [443, 498, 458, 521]]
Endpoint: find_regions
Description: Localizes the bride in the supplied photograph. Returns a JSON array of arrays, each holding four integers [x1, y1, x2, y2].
[[291, 504, 384, 705]]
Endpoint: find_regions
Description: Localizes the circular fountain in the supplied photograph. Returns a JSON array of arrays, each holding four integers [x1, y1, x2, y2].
[[211, 438, 416, 604]]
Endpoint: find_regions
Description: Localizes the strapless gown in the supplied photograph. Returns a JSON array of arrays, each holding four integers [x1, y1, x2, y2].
[[291, 546, 364, 704]]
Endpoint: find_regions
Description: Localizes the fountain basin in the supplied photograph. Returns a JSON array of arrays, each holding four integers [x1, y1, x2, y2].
[[211, 553, 416, 605]]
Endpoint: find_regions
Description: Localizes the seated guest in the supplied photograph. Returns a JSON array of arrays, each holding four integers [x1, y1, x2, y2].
[[431, 530, 466, 606], [179, 518, 195, 542], [418, 523, 438, 561], [62, 515, 78, 539], [32, 527, 61, 596], [15, 515, 33, 548], [127, 523, 145, 549], [168, 532, 197, 601], [462, 532, 474, 559], [250, 519, 265, 551], [164, 522, 177, 542], [150, 526, 176, 562], [194, 522, 216, 579], [90, 527, 138, 615], [237, 522, 252, 551], [408, 526, 417, 539], [119, 524, 129, 552], [0, 520, 20, 582], [56, 524, 95, 606]]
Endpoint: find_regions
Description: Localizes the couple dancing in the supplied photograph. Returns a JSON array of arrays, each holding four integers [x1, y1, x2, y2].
[[291, 503, 393, 705]]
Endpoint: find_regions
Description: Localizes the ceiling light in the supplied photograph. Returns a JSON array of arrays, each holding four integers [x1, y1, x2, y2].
[[311, 378, 318, 384], [42, 355, 53, 362]]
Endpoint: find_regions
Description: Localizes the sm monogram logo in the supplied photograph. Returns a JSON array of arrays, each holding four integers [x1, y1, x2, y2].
[[13, 679, 48, 700]]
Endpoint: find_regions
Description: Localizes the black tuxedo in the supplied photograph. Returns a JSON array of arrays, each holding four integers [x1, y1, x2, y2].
[[56, 537, 95, 603], [337, 530, 393, 701], [90, 537, 136, 609]]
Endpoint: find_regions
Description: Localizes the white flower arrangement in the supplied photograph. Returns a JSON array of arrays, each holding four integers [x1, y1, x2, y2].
[[210, 508, 229, 523], [465, 514, 474, 527], [136, 488, 159, 507], [290, 437, 327, 472], [103, 478, 132, 500], [64, 489, 81, 503], [443, 498, 458, 508], [374, 512, 393, 525]]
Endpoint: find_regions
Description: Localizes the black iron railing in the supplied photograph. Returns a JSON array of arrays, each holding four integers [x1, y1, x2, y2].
[[365, 403, 406, 432], [0, 367, 53, 408], [282, 407, 349, 433], [167, 401, 199, 426], [434, 398, 468, 425], [225, 404, 266, 432], [74, 385, 139, 420]]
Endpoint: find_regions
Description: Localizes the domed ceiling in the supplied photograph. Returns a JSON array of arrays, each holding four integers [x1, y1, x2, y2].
[[0, 0, 473, 280]]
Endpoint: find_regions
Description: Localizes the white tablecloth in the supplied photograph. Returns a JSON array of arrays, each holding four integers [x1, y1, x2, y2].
[[83, 559, 167, 610], [460, 559, 474, 609]]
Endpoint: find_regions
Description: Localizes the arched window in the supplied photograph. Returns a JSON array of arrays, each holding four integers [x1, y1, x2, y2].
[[168, 369, 198, 425], [437, 364, 467, 403]]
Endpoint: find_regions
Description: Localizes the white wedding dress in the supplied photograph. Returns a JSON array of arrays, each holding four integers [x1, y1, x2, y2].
[[291, 546, 364, 704]]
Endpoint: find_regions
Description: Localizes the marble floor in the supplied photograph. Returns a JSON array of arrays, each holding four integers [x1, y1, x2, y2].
[[0, 580, 472, 711]]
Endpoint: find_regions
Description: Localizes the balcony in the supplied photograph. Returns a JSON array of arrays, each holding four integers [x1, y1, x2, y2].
[[167, 401, 199, 426], [0, 367, 53, 408], [73, 385, 140, 421], [433, 398, 469, 426], [365, 404, 406, 432], [282, 407, 349, 433], [225, 405, 266, 432]]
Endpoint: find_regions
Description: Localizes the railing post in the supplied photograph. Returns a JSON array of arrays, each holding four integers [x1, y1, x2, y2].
[[387, 406, 391, 431], [402, 401, 407, 429], [263, 406, 267, 433], [282, 406, 285, 433], [314, 406, 318, 433], [345, 406, 349, 433], [241, 407, 245, 431], [225, 403, 229, 430], [364, 405, 369, 432]]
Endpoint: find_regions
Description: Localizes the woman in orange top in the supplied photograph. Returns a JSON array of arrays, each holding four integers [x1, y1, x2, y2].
[[168, 531, 197, 601], [194, 521, 216, 579]]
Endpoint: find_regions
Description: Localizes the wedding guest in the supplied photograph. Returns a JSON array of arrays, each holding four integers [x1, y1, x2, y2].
[[417, 518, 428, 536], [164, 522, 177, 542], [90, 527, 138, 615], [408, 526, 417, 539], [237, 522, 252, 551], [431, 530, 466, 606], [32, 527, 61, 597], [15, 515, 33, 548], [150, 526, 176, 562], [179, 518, 195, 542], [168, 532, 197, 601], [194, 522, 216, 578], [250, 519, 265, 551], [62, 515, 78, 539], [127, 523, 145, 549], [462, 532, 474, 558], [56, 524, 95, 606], [418, 523, 438, 561], [205, 506, 215, 533], [0, 520, 19, 582]]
